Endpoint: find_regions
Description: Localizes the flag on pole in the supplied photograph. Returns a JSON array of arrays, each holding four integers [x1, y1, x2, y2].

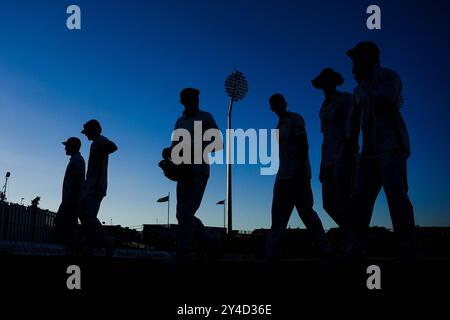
[[157, 195, 169, 202], [216, 200, 225, 205]]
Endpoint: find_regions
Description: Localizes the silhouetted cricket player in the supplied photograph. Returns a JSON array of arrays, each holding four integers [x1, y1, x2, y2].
[[312, 68, 359, 255], [266, 93, 332, 260], [162, 88, 222, 262], [346, 41, 415, 259], [79, 119, 118, 256], [54, 137, 85, 255]]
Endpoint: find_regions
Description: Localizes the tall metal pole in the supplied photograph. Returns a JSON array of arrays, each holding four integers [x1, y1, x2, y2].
[[167, 192, 170, 228], [226, 97, 234, 235], [1, 172, 10, 202], [224, 201, 226, 230], [224, 70, 248, 236]]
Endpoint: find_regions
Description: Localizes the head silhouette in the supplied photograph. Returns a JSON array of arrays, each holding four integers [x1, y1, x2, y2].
[[62, 137, 81, 156], [180, 88, 200, 115], [269, 93, 288, 117], [81, 119, 102, 141], [312, 68, 344, 95], [347, 41, 380, 83]]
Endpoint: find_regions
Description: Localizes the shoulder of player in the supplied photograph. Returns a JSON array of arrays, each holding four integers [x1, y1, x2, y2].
[[337, 91, 354, 108], [90, 135, 111, 151], [198, 110, 215, 120], [69, 153, 85, 170], [378, 66, 401, 82], [288, 111, 305, 125], [97, 135, 111, 145], [338, 91, 353, 100]]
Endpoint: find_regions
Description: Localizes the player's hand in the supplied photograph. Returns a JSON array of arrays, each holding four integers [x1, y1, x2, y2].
[[162, 147, 172, 160]]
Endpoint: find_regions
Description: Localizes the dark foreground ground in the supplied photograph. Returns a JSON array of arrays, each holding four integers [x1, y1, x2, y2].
[[0, 255, 448, 302]]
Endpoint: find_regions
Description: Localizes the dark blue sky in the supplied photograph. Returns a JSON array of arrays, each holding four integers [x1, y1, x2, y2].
[[0, 0, 449, 230]]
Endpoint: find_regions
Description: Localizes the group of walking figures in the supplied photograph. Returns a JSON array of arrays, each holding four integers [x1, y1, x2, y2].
[[55, 41, 416, 261]]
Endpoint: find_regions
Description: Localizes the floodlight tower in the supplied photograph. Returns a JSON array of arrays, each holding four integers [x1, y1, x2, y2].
[[0, 172, 11, 202], [224, 71, 248, 235]]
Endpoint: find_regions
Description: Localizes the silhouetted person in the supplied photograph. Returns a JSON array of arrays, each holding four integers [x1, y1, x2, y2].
[[162, 88, 221, 261], [346, 41, 415, 259], [79, 119, 118, 256], [312, 68, 358, 238], [266, 93, 332, 260], [54, 137, 85, 254]]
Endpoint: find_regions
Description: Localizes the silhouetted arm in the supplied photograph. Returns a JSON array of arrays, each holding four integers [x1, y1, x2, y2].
[[89, 137, 117, 170], [94, 136, 118, 158], [294, 116, 309, 168], [70, 160, 85, 204], [105, 139, 118, 154], [343, 93, 359, 157], [163, 119, 181, 159], [319, 142, 325, 183], [346, 93, 361, 146], [63, 158, 85, 206], [359, 69, 402, 112], [296, 134, 309, 162], [204, 113, 223, 152]]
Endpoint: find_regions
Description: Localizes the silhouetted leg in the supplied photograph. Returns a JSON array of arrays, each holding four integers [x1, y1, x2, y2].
[[295, 179, 332, 255], [322, 163, 354, 227], [335, 161, 356, 224], [380, 154, 416, 257], [349, 159, 382, 233], [322, 165, 341, 225], [176, 175, 208, 258], [78, 194, 114, 251], [64, 211, 79, 255], [266, 178, 295, 259], [347, 159, 382, 256], [54, 207, 67, 242], [54, 206, 78, 254]]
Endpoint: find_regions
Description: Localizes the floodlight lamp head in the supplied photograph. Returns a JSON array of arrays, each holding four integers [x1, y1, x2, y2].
[[225, 71, 248, 102]]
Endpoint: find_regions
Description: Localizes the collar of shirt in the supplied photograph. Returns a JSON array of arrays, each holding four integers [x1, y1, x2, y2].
[[320, 91, 341, 116], [323, 90, 340, 104], [277, 111, 292, 126], [91, 135, 101, 144], [181, 108, 200, 119], [70, 152, 81, 159], [366, 65, 383, 84]]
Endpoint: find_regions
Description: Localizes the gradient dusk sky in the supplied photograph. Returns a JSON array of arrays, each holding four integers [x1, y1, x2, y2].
[[0, 0, 449, 231]]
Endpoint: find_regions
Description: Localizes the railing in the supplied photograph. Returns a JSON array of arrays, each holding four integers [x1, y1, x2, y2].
[[0, 201, 56, 242]]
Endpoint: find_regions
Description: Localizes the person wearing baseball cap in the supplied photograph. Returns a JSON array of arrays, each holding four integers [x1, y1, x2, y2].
[[346, 41, 380, 83], [81, 119, 102, 136], [346, 41, 416, 260], [79, 119, 118, 256], [54, 137, 85, 255], [312, 68, 358, 245]]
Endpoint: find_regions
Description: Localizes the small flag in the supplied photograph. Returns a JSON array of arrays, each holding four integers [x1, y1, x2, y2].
[[157, 195, 169, 203], [216, 200, 225, 205]]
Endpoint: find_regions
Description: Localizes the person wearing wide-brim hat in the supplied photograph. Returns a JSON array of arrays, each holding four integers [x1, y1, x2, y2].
[[311, 68, 344, 89], [311, 68, 358, 234]]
